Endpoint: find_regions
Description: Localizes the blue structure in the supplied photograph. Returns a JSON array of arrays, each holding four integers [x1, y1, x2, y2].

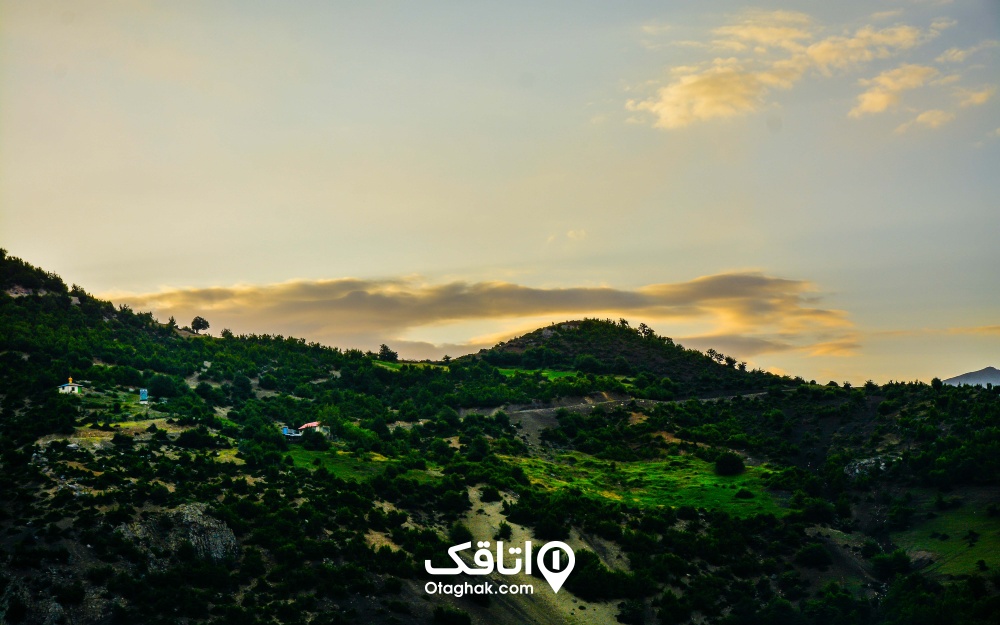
[[139, 388, 148, 401]]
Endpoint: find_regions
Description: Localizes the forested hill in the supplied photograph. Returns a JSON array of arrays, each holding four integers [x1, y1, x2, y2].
[[468, 318, 783, 396], [3, 249, 1000, 625]]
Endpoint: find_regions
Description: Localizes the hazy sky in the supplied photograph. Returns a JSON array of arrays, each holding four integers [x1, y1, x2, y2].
[[2, 0, 998, 383]]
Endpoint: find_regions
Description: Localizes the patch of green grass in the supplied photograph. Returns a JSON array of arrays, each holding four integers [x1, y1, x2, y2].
[[374, 361, 448, 372], [287, 448, 386, 480], [497, 368, 579, 380], [286, 448, 441, 483], [509, 452, 785, 517], [892, 504, 1000, 576]]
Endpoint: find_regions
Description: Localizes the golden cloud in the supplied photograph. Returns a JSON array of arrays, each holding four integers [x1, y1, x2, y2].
[[627, 63, 787, 128], [629, 10, 949, 129], [712, 10, 814, 51], [936, 40, 999, 63], [895, 108, 955, 133], [849, 64, 938, 117], [106, 271, 855, 359], [808, 337, 863, 357], [956, 85, 997, 107]]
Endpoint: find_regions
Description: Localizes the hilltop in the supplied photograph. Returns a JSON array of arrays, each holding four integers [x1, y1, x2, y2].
[[1, 249, 999, 625], [465, 318, 784, 397]]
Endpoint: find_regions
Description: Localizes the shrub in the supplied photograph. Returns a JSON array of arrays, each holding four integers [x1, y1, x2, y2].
[[433, 606, 471, 625], [714, 452, 745, 476], [871, 549, 910, 580], [794, 543, 833, 569], [480, 485, 501, 502], [494, 521, 512, 541]]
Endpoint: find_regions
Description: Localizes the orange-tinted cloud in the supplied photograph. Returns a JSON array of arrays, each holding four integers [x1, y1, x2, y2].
[[895, 108, 955, 133], [106, 271, 855, 360], [955, 85, 997, 107], [936, 40, 999, 63], [849, 64, 938, 117], [628, 10, 953, 129]]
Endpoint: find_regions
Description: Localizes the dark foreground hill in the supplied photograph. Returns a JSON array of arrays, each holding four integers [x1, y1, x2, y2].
[[2, 249, 1000, 625]]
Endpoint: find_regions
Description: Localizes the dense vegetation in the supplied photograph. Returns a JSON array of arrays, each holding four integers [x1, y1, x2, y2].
[[467, 318, 781, 397], [1, 250, 998, 625]]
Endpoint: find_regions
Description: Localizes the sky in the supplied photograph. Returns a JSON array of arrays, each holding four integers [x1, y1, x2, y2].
[[2, 0, 998, 383]]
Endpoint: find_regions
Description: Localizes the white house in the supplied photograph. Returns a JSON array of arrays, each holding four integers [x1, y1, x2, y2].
[[58, 377, 83, 394]]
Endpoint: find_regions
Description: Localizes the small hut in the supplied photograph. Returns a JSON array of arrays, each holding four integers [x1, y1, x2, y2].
[[58, 377, 83, 394]]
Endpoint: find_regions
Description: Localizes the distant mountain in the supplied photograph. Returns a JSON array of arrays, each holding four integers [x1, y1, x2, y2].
[[943, 366, 1000, 387]]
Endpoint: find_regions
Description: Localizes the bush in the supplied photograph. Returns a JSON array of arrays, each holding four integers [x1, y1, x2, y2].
[[177, 426, 216, 449], [794, 543, 833, 569], [714, 452, 745, 476], [573, 354, 604, 374], [480, 485, 501, 502], [617, 599, 646, 624], [148, 374, 182, 398], [494, 521, 512, 541], [301, 429, 330, 451], [448, 523, 473, 545], [871, 549, 910, 580], [433, 606, 471, 625]]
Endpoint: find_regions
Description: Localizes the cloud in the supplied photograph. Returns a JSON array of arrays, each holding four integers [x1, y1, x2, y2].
[[955, 85, 996, 107], [895, 108, 955, 133], [627, 63, 790, 128], [105, 271, 854, 359], [871, 325, 1000, 340], [948, 325, 1000, 336], [936, 40, 998, 63], [805, 25, 925, 72], [711, 10, 814, 51], [808, 337, 863, 356], [678, 334, 795, 357], [849, 64, 938, 117], [629, 10, 942, 129], [930, 17, 957, 32], [566, 229, 587, 240], [871, 10, 904, 21], [641, 20, 673, 36]]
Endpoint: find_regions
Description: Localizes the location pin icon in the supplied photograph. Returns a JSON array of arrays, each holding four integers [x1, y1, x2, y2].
[[536, 541, 575, 593]]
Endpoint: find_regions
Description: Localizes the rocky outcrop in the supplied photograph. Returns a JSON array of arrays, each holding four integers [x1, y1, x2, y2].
[[117, 503, 239, 566]]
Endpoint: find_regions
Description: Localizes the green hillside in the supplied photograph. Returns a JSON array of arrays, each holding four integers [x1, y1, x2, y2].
[[466, 318, 785, 397], [1, 250, 999, 625]]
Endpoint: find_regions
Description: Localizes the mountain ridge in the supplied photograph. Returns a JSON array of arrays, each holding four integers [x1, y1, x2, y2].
[[943, 366, 1000, 387]]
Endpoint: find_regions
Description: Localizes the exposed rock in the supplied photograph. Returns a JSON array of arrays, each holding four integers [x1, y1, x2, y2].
[[117, 503, 239, 566], [844, 456, 890, 482], [41, 599, 66, 625]]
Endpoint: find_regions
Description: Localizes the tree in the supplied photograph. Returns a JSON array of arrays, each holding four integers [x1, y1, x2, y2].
[[191, 316, 210, 334], [378, 344, 398, 362], [149, 374, 181, 398]]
